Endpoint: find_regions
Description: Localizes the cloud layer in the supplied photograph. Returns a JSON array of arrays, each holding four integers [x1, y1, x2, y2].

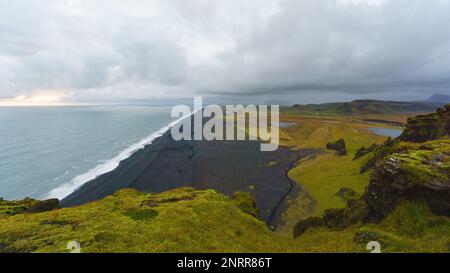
[[1, 0, 450, 103]]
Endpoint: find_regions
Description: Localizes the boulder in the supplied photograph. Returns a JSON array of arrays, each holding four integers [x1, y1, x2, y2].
[[326, 139, 347, 156]]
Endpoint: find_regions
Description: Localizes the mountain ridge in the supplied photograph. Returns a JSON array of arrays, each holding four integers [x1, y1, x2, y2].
[[427, 93, 450, 104], [292, 99, 441, 115]]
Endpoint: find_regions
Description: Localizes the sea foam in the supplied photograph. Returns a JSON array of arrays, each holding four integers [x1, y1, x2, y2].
[[46, 111, 194, 200]]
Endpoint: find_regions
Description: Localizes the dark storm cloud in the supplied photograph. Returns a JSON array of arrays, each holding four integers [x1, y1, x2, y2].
[[195, 0, 450, 99], [1, 0, 450, 102]]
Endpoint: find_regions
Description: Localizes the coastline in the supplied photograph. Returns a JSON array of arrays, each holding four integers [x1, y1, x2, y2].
[[61, 117, 303, 226]]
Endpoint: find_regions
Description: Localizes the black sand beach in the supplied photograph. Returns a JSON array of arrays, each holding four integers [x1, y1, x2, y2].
[[61, 119, 304, 227]]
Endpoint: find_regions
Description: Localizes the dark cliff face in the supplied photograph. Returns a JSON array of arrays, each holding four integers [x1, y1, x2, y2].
[[364, 147, 450, 222], [366, 106, 450, 220], [400, 104, 450, 142]]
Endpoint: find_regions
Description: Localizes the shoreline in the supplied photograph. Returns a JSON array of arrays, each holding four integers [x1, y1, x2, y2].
[[61, 118, 303, 226], [50, 111, 196, 200], [60, 129, 182, 207]]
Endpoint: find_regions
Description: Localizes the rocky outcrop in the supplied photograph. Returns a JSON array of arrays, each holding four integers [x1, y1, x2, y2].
[[0, 198, 60, 216], [401, 104, 450, 142], [335, 187, 357, 202], [360, 138, 398, 173], [294, 106, 450, 238], [326, 139, 347, 156], [294, 199, 367, 237], [233, 192, 260, 219], [364, 106, 450, 220], [354, 144, 378, 160], [364, 142, 450, 221]]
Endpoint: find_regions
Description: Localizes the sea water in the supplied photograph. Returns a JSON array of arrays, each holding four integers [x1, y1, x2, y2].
[[0, 105, 177, 200]]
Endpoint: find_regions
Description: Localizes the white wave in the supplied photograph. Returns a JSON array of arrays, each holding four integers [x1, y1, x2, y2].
[[46, 111, 195, 200]]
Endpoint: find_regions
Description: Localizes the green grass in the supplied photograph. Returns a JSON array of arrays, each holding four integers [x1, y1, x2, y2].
[[393, 139, 450, 183], [295, 202, 450, 253], [0, 188, 282, 253], [0, 188, 448, 253], [276, 114, 387, 231], [281, 116, 384, 217], [288, 152, 373, 217]]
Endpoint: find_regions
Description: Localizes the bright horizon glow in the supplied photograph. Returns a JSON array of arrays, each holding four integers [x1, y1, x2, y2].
[[0, 91, 74, 107]]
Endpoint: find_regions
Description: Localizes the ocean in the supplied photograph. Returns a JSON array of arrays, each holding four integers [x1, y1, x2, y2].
[[0, 105, 178, 200]]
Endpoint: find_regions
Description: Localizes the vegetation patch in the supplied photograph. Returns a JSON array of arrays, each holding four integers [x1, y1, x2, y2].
[[354, 144, 378, 160], [288, 153, 372, 217], [232, 192, 259, 218], [335, 188, 357, 202], [123, 209, 159, 221]]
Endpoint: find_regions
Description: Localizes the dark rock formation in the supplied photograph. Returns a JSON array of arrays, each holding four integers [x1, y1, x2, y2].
[[293, 217, 323, 238], [294, 199, 367, 238], [27, 199, 60, 213], [326, 139, 347, 156], [353, 231, 379, 244], [335, 187, 357, 202], [360, 138, 397, 173], [0, 198, 60, 216], [400, 104, 450, 142], [364, 151, 450, 222], [354, 144, 378, 160], [363, 105, 450, 220]]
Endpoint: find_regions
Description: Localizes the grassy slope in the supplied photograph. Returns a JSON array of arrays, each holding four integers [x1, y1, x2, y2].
[[296, 202, 450, 253], [288, 153, 373, 217], [0, 188, 282, 253], [1, 187, 448, 253], [277, 114, 386, 231]]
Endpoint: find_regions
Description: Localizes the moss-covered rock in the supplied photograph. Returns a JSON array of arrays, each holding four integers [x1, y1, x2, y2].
[[360, 137, 398, 173], [354, 144, 378, 160], [326, 139, 347, 156], [293, 217, 323, 238], [232, 192, 260, 219], [364, 139, 450, 221], [335, 188, 357, 202], [353, 231, 379, 244], [0, 198, 60, 217], [293, 199, 367, 238], [401, 104, 450, 142]]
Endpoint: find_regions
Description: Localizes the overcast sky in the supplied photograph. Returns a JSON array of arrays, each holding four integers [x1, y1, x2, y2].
[[1, 0, 450, 104]]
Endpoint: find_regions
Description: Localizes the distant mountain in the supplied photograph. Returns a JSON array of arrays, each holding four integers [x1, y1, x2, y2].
[[427, 93, 450, 104], [292, 99, 439, 115]]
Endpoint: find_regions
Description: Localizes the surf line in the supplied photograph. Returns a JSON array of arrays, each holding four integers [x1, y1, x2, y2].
[[46, 110, 198, 200]]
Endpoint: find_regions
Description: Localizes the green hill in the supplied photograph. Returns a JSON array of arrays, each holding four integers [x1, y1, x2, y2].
[[1, 186, 450, 253], [292, 100, 438, 115]]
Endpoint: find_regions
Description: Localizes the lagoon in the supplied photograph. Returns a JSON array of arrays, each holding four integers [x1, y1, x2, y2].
[[369, 127, 403, 138]]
